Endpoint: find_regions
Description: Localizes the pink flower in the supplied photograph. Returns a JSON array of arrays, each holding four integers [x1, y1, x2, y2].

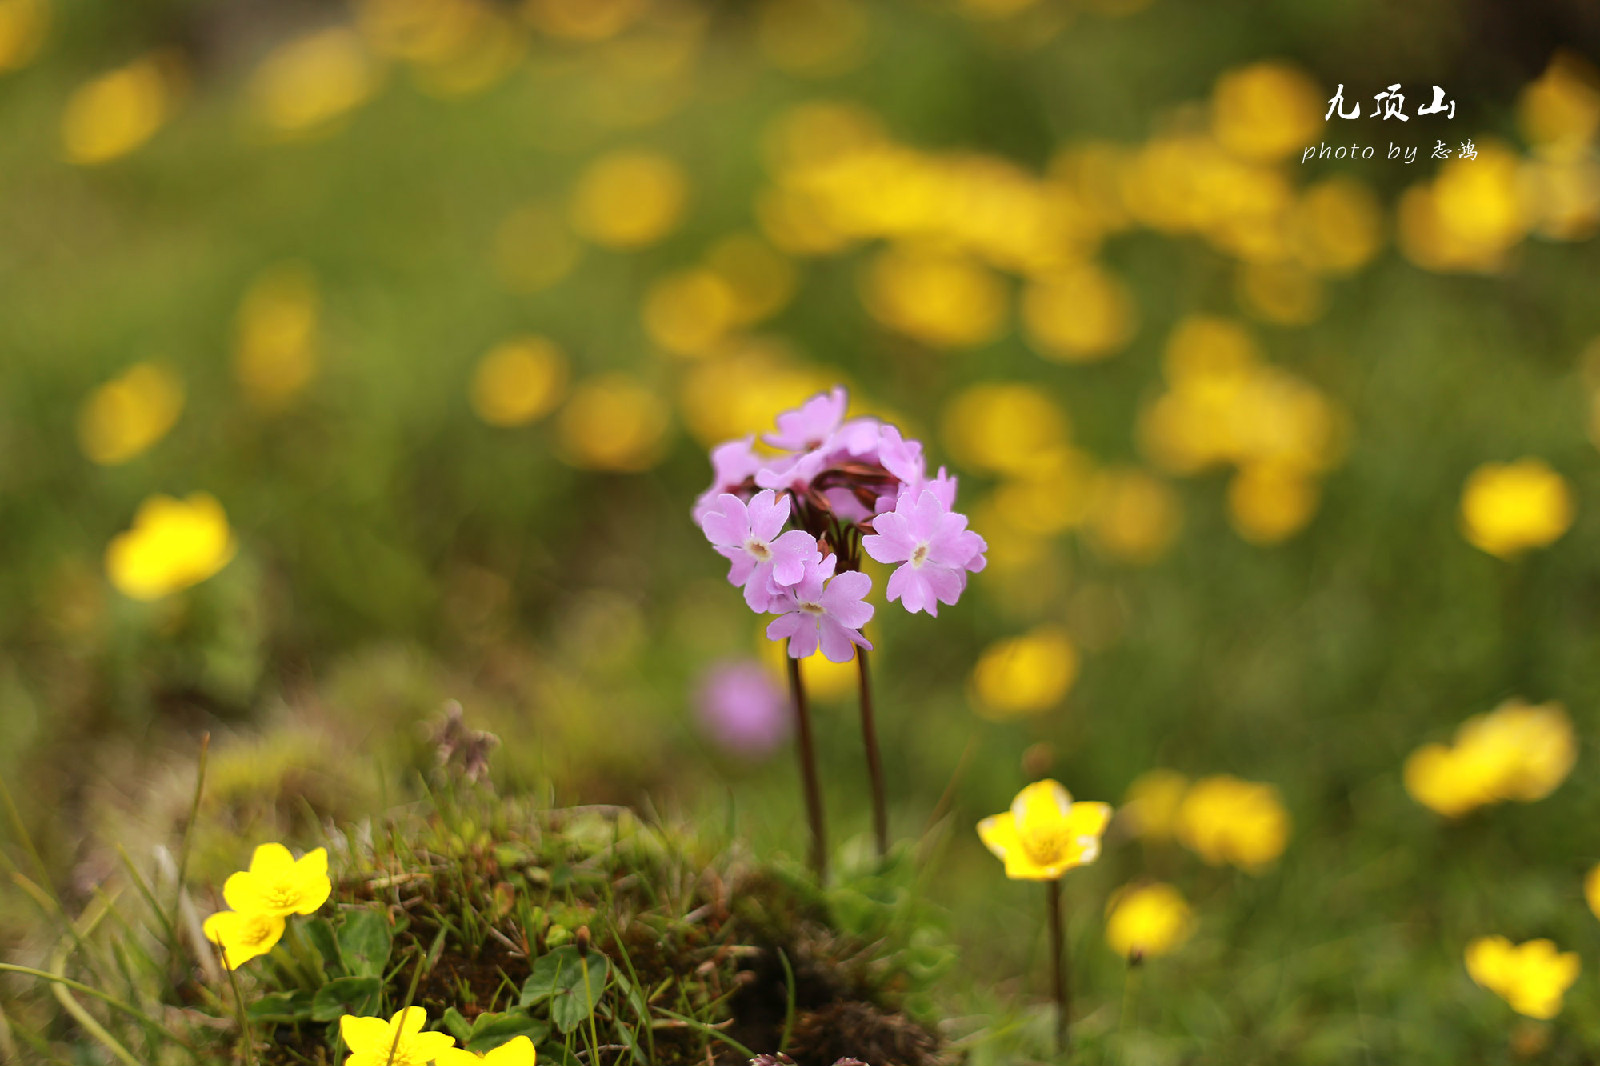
[[764, 387, 848, 452], [766, 554, 874, 662], [692, 436, 766, 524], [700, 490, 821, 611], [862, 490, 986, 616]]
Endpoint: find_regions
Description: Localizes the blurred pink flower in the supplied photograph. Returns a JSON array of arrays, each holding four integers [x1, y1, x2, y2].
[[695, 660, 789, 757], [691, 436, 765, 524]]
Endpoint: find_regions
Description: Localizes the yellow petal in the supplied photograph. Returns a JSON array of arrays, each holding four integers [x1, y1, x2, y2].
[[483, 1035, 538, 1064], [291, 848, 332, 913], [340, 1014, 392, 1053], [1011, 779, 1073, 833], [976, 812, 1019, 862], [1465, 935, 1515, 993], [394, 1006, 430, 1036], [249, 842, 296, 876]]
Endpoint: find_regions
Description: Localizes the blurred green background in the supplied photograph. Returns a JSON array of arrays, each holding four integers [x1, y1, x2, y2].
[[5, 0, 1600, 1060]]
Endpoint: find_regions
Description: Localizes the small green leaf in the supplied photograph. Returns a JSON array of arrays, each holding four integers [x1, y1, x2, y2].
[[442, 1007, 473, 1043], [465, 1010, 550, 1052], [301, 917, 343, 977], [337, 909, 393, 979], [311, 976, 382, 1022], [247, 990, 313, 1022], [520, 946, 610, 1034]]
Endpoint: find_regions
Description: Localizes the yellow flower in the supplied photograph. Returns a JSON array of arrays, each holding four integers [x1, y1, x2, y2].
[[968, 626, 1078, 720], [1227, 462, 1318, 544], [643, 269, 738, 358], [340, 1007, 460, 1066], [1105, 883, 1193, 959], [556, 374, 671, 472], [223, 843, 332, 918], [202, 910, 285, 970], [1587, 864, 1600, 923], [1405, 699, 1575, 817], [61, 54, 175, 165], [1466, 936, 1579, 1019], [1021, 263, 1136, 363], [0, 0, 48, 73], [78, 362, 185, 466], [1175, 775, 1289, 871], [1210, 62, 1323, 162], [1122, 769, 1188, 841], [1460, 459, 1573, 558], [249, 27, 378, 136], [105, 493, 237, 601], [569, 150, 688, 249], [1085, 468, 1182, 566], [235, 264, 319, 409], [493, 202, 583, 294], [439, 1035, 537, 1064], [470, 337, 568, 427], [860, 244, 1007, 349], [941, 383, 1069, 477], [977, 779, 1112, 881]]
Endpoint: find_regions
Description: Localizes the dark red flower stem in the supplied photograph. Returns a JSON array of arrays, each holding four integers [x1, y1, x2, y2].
[[787, 649, 828, 883], [856, 648, 889, 859], [1048, 879, 1070, 1055]]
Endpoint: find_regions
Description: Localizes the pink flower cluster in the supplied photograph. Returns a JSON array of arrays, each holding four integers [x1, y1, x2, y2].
[[694, 387, 987, 660]]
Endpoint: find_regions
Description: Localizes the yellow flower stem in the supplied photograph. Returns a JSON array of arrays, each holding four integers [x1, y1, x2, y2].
[[1117, 958, 1143, 1057], [1047, 879, 1070, 1057], [787, 648, 829, 883], [856, 647, 890, 860]]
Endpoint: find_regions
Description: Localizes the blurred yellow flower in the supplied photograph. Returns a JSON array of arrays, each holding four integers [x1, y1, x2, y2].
[[61, 54, 175, 165], [705, 233, 797, 326], [224, 843, 332, 917], [523, 0, 647, 41], [250, 27, 379, 136], [941, 382, 1068, 476], [1086, 468, 1181, 566], [1227, 462, 1318, 544], [1234, 260, 1324, 326], [201, 910, 285, 970], [860, 244, 1007, 349], [1585, 864, 1600, 923], [557, 374, 670, 471], [409, 4, 525, 99], [1210, 62, 1323, 162], [991, 448, 1097, 535], [1521, 156, 1600, 241], [677, 343, 833, 445], [235, 264, 319, 409], [470, 337, 568, 426], [1022, 264, 1136, 362], [1292, 178, 1384, 275], [1105, 882, 1194, 959], [756, 0, 869, 78], [643, 269, 738, 358], [1466, 936, 1579, 1019], [978, 779, 1111, 881], [1518, 52, 1600, 160], [969, 626, 1078, 720], [0, 0, 47, 72], [106, 493, 237, 601], [1175, 774, 1289, 871], [1404, 699, 1575, 817], [1162, 314, 1259, 387], [1122, 768, 1188, 840], [1460, 459, 1573, 558], [78, 362, 185, 466], [569, 150, 688, 249], [1399, 143, 1529, 273], [493, 202, 583, 293]]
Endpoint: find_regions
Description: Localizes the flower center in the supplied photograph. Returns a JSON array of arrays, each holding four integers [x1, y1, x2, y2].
[[265, 884, 298, 911], [798, 600, 824, 615], [1019, 825, 1068, 867], [910, 543, 929, 567], [242, 916, 279, 947], [745, 538, 772, 561]]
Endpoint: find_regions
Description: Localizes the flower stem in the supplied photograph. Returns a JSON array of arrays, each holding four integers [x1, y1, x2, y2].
[[786, 650, 828, 883], [1047, 879, 1070, 1057], [855, 649, 889, 859]]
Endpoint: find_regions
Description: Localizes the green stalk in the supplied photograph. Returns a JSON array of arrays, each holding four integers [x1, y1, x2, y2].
[[786, 650, 828, 883]]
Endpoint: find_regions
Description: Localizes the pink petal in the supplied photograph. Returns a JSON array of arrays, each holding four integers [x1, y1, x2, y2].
[[746, 490, 790, 542], [700, 496, 750, 547]]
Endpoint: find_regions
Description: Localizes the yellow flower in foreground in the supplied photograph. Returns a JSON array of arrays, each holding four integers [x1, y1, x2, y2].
[[977, 779, 1111, 881], [1105, 883, 1193, 959], [105, 493, 237, 601], [202, 909, 285, 969], [1175, 775, 1289, 871], [340, 1008, 459, 1066], [439, 1035, 537, 1065], [1460, 459, 1573, 558], [61, 54, 175, 165], [77, 362, 185, 465], [1404, 699, 1575, 817], [223, 843, 332, 918], [1466, 936, 1579, 1019]]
